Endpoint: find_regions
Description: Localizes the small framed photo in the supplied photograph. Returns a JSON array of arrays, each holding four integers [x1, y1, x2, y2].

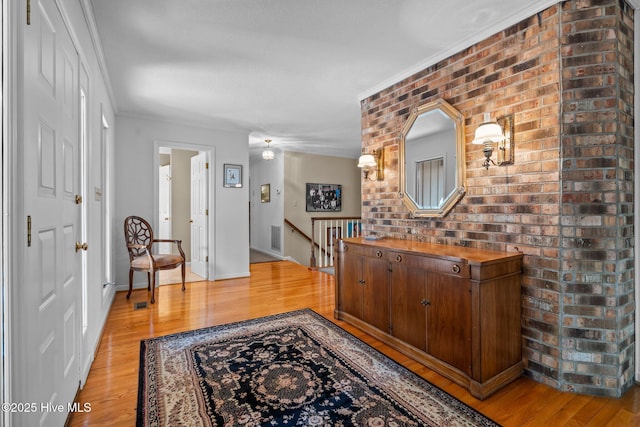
[[223, 164, 242, 188], [261, 184, 270, 203]]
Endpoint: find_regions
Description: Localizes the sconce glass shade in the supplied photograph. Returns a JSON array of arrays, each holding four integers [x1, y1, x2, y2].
[[357, 154, 377, 168], [472, 113, 505, 145]]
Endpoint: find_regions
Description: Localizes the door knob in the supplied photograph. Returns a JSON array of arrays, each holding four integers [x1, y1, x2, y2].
[[75, 242, 88, 252]]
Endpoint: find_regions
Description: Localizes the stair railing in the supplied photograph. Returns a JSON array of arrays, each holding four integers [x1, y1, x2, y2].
[[310, 217, 362, 268]]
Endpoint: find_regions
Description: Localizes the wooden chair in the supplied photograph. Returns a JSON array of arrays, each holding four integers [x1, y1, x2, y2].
[[124, 216, 185, 304]]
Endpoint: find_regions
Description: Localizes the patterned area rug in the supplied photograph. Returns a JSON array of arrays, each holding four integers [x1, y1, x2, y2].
[[137, 309, 500, 426]]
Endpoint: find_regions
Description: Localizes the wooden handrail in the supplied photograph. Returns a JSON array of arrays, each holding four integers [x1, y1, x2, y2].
[[284, 218, 312, 244], [310, 216, 362, 222]]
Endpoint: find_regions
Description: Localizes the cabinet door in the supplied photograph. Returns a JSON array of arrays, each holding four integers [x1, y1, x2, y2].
[[361, 256, 390, 332], [390, 264, 427, 351], [340, 252, 362, 319], [426, 274, 472, 375]]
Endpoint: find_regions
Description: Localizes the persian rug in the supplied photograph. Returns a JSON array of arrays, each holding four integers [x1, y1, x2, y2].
[[137, 309, 500, 426]]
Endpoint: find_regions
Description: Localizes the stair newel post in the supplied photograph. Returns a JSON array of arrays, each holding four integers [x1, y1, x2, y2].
[[310, 218, 317, 268]]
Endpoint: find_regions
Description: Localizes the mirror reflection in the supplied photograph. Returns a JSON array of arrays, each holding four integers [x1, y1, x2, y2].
[[400, 99, 466, 218]]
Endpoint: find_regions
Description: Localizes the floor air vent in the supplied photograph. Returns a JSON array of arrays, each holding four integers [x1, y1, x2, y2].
[[134, 301, 148, 310]]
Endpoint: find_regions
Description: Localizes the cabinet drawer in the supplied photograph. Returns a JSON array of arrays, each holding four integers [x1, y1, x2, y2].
[[341, 243, 386, 259], [389, 251, 469, 278]]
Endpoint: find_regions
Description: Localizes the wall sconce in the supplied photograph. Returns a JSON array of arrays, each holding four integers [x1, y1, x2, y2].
[[472, 113, 514, 169], [262, 139, 275, 160], [357, 149, 384, 181]]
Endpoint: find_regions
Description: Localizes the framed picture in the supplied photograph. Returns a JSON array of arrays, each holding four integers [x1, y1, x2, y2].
[[223, 164, 242, 188], [261, 184, 270, 203], [347, 221, 362, 238], [306, 183, 342, 212]]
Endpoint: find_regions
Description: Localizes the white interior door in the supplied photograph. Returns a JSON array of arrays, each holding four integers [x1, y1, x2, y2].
[[190, 152, 208, 278], [158, 164, 172, 253], [19, 1, 82, 425]]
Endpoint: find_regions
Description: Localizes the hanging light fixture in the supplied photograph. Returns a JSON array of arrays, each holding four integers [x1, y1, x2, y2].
[[262, 139, 275, 160]]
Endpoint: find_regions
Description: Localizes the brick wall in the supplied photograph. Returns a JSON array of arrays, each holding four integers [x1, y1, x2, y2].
[[360, 0, 634, 397]]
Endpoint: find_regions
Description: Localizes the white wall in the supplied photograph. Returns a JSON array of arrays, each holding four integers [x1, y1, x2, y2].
[[114, 115, 250, 285], [249, 149, 285, 258]]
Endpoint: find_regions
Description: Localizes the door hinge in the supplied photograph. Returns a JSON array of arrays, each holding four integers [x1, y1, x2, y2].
[[27, 0, 31, 25], [205, 162, 209, 169], [206, 256, 209, 262], [206, 209, 209, 216], [27, 215, 32, 247], [75, 194, 83, 204]]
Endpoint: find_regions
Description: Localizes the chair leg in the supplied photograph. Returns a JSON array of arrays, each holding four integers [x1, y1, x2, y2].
[[147, 272, 151, 291], [150, 270, 156, 304], [181, 264, 186, 291], [127, 269, 133, 299]]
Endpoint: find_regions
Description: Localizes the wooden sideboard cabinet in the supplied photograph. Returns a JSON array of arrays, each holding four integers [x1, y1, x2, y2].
[[334, 237, 523, 400]]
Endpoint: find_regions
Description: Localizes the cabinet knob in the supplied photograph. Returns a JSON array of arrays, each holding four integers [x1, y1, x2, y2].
[[395, 254, 402, 262], [358, 279, 365, 285], [451, 264, 461, 274], [421, 299, 431, 306], [376, 250, 383, 258]]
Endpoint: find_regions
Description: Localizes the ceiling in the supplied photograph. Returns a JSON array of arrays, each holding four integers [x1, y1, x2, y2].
[[89, 0, 557, 158]]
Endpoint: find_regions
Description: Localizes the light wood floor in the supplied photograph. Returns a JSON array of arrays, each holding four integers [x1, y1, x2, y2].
[[69, 261, 640, 426]]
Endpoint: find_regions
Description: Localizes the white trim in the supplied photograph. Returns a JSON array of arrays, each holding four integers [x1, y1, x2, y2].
[[153, 140, 216, 281], [4, 0, 21, 424], [1, 0, 15, 425], [626, 0, 640, 385], [215, 271, 251, 280], [79, 0, 118, 111], [358, 0, 559, 100]]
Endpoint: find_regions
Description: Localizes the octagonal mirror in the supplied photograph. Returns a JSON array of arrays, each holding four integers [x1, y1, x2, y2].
[[399, 99, 466, 218]]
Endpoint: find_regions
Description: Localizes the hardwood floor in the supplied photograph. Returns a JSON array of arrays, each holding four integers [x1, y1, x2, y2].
[[69, 261, 640, 426]]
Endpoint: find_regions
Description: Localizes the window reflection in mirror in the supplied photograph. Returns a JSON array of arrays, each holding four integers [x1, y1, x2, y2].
[[415, 157, 445, 208], [399, 99, 465, 218]]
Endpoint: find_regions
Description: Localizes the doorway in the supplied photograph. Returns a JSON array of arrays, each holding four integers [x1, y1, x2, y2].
[[154, 141, 214, 283]]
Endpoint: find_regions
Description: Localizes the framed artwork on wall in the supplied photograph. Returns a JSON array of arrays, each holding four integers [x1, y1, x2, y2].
[[306, 183, 342, 212], [223, 164, 242, 188], [261, 184, 270, 203]]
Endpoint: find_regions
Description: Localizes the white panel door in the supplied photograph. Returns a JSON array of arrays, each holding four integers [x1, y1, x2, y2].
[[19, 1, 82, 425], [190, 152, 208, 278], [158, 165, 172, 254]]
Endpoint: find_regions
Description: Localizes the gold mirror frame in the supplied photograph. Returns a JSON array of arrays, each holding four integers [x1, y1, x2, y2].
[[399, 99, 466, 218]]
